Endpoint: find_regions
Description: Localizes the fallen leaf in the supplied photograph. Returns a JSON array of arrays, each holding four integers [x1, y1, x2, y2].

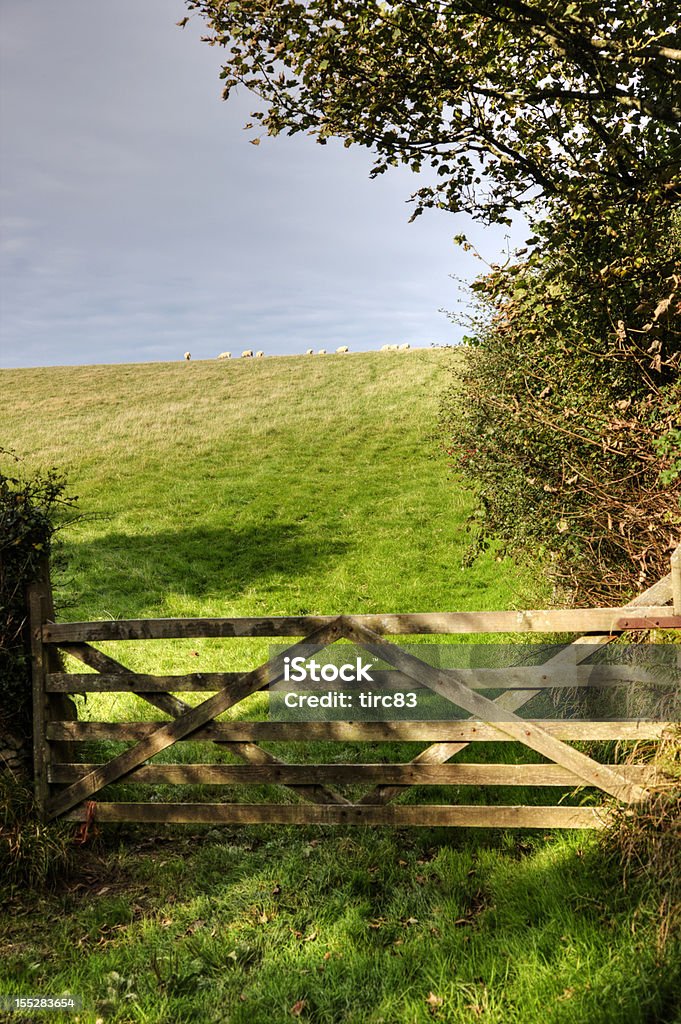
[[404, 917, 419, 926], [304, 931, 317, 942], [426, 991, 444, 1008], [290, 999, 306, 1017]]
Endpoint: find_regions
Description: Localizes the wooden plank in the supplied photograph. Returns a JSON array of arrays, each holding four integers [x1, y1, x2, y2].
[[672, 546, 681, 615], [58, 641, 349, 807], [46, 671, 244, 693], [358, 739, 471, 805], [28, 567, 78, 809], [46, 719, 672, 742], [224, 740, 350, 806], [342, 618, 650, 803], [47, 664, 678, 692], [48, 762, 660, 786], [42, 606, 681, 643], [62, 802, 610, 829], [28, 587, 49, 819], [44, 618, 346, 821]]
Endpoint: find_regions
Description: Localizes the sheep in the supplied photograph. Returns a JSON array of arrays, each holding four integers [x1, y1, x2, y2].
[[217, 351, 231, 360], [306, 348, 314, 355], [399, 343, 411, 351], [317, 349, 327, 355], [336, 346, 349, 354], [380, 344, 396, 352], [241, 349, 253, 358], [255, 350, 264, 358], [184, 352, 191, 361]]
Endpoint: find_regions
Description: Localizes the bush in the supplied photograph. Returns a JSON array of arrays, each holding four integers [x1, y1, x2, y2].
[[440, 198, 681, 603], [0, 452, 77, 889], [0, 771, 73, 891], [0, 450, 75, 760], [599, 731, 681, 945]]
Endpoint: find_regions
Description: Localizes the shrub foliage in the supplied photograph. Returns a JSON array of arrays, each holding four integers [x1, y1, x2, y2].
[[0, 451, 75, 762], [440, 199, 681, 603]]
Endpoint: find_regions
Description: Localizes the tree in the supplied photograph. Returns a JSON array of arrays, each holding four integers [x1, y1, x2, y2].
[[185, 0, 680, 223]]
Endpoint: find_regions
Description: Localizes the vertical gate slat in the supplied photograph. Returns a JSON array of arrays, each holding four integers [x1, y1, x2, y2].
[[28, 586, 49, 819]]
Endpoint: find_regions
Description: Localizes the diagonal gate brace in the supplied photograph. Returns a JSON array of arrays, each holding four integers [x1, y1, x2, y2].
[[58, 641, 350, 806], [46, 617, 346, 820], [341, 618, 649, 805], [357, 574, 673, 806]]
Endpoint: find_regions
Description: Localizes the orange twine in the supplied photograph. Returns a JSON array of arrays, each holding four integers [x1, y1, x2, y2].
[[73, 800, 97, 845]]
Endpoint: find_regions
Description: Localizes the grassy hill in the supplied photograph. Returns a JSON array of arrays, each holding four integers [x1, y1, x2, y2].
[[1, 350, 539, 628], [1, 353, 677, 1024]]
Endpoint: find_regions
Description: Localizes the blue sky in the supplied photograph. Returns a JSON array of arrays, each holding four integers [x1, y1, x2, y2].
[[0, 1, 521, 368]]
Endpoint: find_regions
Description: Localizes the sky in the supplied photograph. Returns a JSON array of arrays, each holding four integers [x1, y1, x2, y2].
[[0, 1, 522, 368]]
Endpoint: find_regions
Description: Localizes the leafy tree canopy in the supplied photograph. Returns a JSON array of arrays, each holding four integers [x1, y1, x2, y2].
[[185, 1, 681, 223]]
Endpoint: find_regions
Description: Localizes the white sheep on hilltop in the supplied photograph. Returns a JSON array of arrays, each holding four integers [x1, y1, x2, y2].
[[336, 346, 349, 354], [399, 343, 410, 350], [184, 352, 191, 361], [317, 348, 327, 355], [255, 350, 264, 358], [218, 351, 231, 360], [241, 349, 253, 358], [306, 348, 314, 355]]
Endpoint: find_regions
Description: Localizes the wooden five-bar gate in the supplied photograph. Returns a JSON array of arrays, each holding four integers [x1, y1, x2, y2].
[[29, 552, 681, 830]]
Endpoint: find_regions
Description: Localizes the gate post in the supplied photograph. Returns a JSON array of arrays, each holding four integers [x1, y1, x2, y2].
[[28, 577, 50, 820], [27, 558, 75, 820], [672, 544, 681, 615]]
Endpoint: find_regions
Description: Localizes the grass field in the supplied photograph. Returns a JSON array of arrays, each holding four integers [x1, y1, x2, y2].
[[2, 351, 537, 626], [1, 352, 678, 1023]]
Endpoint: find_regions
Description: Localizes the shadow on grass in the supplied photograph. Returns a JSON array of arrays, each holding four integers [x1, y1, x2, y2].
[[6, 826, 679, 1024], [61, 521, 350, 610]]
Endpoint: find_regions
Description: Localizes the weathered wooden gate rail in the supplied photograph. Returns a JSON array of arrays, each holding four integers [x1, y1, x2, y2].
[[29, 554, 681, 830]]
